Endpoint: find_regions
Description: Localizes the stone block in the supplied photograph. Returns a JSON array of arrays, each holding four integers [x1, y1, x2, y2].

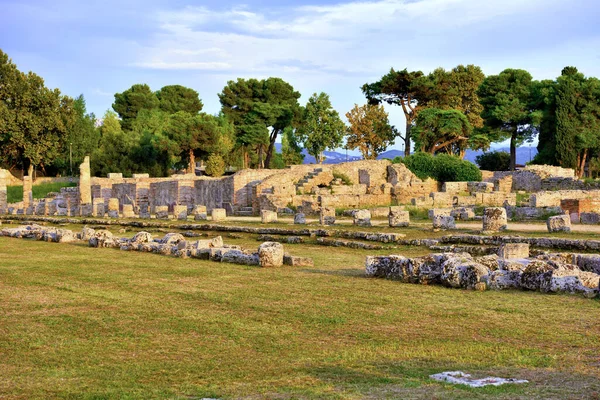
[[79, 156, 92, 205], [353, 209, 372, 227], [155, 205, 169, 219], [22, 176, 32, 210], [173, 205, 188, 220], [319, 207, 336, 225], [79, 204, 93, 217], [122, 204, 136, 218], [212, 208, 227, 221], [107, 198, 120, 218], [132, 173, 150, 179], [428, 208, 452, 220], [283, 254, 314, 267], [498, 243, 529, 259], [580, 212, 600, 225], [107, 173, 123, 179], [92, 200, 105, 217], [294, 213, 306, 224], [192, 205, 207, 221], [258, 242, 284, 267], [547, 215, 571, 232], [389, 207, 410, 227], [261, 210, 278, 223], [482, 207, 507, 232], [433, 215, 456, 230]]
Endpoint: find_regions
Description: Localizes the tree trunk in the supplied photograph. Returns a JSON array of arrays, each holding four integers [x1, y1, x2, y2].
[[264, 129, 279, 169], [509, 133, 517, 171], [188, 149, 195, 174], [578, 149, 588, 178], [258, 145, 264, 169], [27, 164, 33, 178], [404, 122, 412, 156]]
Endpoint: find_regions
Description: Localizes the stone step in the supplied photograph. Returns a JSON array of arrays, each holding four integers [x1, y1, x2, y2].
[[235, 211, 254, 216], [239, 207, 253, 212]]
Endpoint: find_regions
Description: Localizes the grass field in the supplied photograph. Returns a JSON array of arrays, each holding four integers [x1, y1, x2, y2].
[[1, 225, 599, 400], [6, 182, 77, 203]]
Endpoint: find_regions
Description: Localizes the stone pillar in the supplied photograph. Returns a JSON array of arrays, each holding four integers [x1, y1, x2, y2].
[[482, 207, 508, 232], [173, 205, 188, 220], [92, 198, 105, 217], [319, 207, 336, 225], [47, 201, 57, 216], [353, 209, 372, 227], [122, 204, 136, 218], [261, 210, 277, 223], [79, 156, 92, 206], [0, 169, 7, 214], [212, 208, 227, 221], [192, 205, 207, 221], [107, 198, 120, 218], [22, 175, 33, 212]]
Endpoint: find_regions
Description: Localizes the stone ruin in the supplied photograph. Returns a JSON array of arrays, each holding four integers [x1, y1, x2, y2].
[[0, 224, 313, 268]]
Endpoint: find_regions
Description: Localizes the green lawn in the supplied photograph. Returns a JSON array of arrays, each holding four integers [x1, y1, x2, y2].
[[1, 231, 599, 399], [6, 181, 77, 203]]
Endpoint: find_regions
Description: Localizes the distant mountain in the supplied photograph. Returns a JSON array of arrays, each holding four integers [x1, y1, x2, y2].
[[275, 143, 538, 166]]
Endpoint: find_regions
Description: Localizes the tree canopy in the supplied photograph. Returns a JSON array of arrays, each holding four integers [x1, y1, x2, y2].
[[112, 84, 159, 131], [156, 85, 203, 115], [345, 103, 395, 159], [412, 108, 472, 157]]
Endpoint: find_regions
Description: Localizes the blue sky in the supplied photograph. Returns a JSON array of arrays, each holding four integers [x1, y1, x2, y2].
[[2, 0, 600, 152]]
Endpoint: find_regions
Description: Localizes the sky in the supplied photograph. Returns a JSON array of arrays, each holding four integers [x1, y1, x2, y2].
[[2, 0, 600, 153]]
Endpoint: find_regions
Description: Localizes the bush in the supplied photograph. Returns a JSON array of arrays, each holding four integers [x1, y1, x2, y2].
[[434, 153, 482, 182], [205, 154, 225, 177], [475, 151, 510, 171], [401, 152, 481, 183], [332, 171, 353, 185]]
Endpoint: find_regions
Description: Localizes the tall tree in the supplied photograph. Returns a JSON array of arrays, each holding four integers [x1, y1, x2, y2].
[[281, 127, 304, 166], [477, 69, 538, 170], [345, 103, 395, 159], [219, 78, 301, 169], [92, 111, 139, 177], [412, 108, 472, 157], [530, 79, 558, 165], [0, 50, 74, 175], [112, 84, 159, 131], [362, 68, 427, 156], [156, 85, 203, 115], [297, 92, 346, 163]]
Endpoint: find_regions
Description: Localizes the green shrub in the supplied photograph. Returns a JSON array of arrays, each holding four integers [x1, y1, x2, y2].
[[475, 151, 510, 171], [404, 206, 429, 220], [205, 154, 225, 177], [401, 152, 481, 183], [400, 152, 435, 180], [7, 182, 77, 203], [332, 171, 353, 185]]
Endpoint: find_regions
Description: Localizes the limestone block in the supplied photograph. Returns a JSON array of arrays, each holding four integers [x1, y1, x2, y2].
[[92, 200, 105, 217], [155, 205, 169, 219], [192, 205, 207, 221], [46, 201, 57, 216], [283, 254, 314, 267], [482, 207, 507, 232], [79, 156, 92, 205], [580, 212, 600, 225], [80, 203, 93, 217], [0, 169, 7, 214], [132, 173, 150, 179], [294, 213, 306, 224], [130, 231, 153, 244], [498, 243, 529, 259], [22, 176, 32, 210], [319, 207, 336, 225], [353, 209, 372, 227], [261, 210, 278, 224], [547, 215, 571, 232], [107, 173, 123, 179], [122, 204, 136, 218], [212, 208, 227, 221], [428, 208, 452, 220], [258, 242, 284, 267], [389, 207, 410, 227], [173, 205, 188, 220], [433, 215, 456, 230], [107, 198, 120, 218]]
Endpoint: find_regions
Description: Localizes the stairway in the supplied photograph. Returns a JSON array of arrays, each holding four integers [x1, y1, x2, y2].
[[235, 206, 254, 216], [295, 168, 324, 194]]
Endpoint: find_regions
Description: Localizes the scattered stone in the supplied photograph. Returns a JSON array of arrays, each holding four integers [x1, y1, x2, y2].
[[294, 213, 306, 224], [388, 207, 410, 227], [192, 205, 208, 221], [498, 243, 529, 259], [547, 215, 571, 232], [433, 215, 456, 230], [482, 207, 508, 232], [428, 208, 452, 220], [261, 210, 278, 224], [212, 208, 227, 221], [319, 207, 336, 225], [155, 205, 169, 219], [107, 198, 120, 218], [283, 254, 314, 267], [122, 204, 136, 218], [258, 242, 284, 267], [430, 371, 528, 388], [173, 205, 188, 221], [353, 209, 372, 227]]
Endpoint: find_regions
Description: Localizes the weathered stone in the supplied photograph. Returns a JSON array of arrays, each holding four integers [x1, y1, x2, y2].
[[79, 156, 92, 205], [294, 213, 306, 224], [92, 199, 105, 217], [0, 169, 7, 214], [155, 205, 169, 219], [261, 210, 277, 223], [441, 254, 490, 289], [22, 176, 33, 210], [283, 254, 314, 267], [388, 207, 410, 227], [580, 212, 600, 225], [130, 231, 153, 244], [122, 204, 136, 218], [212, 208, 227, 221], [88, 230, 115, 247], [428, 208, 452, 220], [107, 198, 120, 218], [161, 233, 186, 245], [258, 241, 284, 267], [80, 226, 96, 241], [192, 205, 207, 221], [353, 209, 372, 227], [286, 236, 304, 244], [433, 215, 456, 230], [319, 207, 336, 225], [194, 236, 223, 249], [482, 207, 507, 232], [547, 215, 571, 232], [173, 205, 188, 220], [498, 243, 529, 259]]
